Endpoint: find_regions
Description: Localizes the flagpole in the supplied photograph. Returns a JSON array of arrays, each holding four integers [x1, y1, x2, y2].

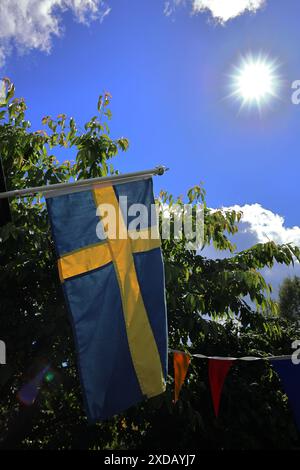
[[0, 165, 168, 200]]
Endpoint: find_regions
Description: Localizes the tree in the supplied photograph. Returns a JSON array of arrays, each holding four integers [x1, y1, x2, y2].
[[0, 79, 128, 449], [0, 80, 300, 449], [279, 276, 300, 321]]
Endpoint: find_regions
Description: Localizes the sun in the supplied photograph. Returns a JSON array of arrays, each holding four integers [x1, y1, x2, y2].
[[230, 54, 280, 110]]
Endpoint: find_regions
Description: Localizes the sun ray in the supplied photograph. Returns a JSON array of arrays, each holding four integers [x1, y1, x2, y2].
[[228, 53, 281, 112]]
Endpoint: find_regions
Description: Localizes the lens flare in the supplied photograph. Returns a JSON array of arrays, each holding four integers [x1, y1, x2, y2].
[[17, 365, 50, 406], [44, 371, 55, 383]]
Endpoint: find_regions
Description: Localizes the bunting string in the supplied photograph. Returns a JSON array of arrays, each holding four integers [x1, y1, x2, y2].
[[169, 349, 293, 362]]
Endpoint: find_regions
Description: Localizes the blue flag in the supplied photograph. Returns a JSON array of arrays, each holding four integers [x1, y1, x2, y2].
[[270, 358, 300, 431], [46, 178, 168, 422]]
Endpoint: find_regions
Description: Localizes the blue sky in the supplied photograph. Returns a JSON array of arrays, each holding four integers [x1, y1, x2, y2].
[[1, 0, 300, 292]]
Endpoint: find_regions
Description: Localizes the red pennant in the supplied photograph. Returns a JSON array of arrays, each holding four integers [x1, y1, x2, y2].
[[173, 352, 191, 403], [208, 359, 233, 417]]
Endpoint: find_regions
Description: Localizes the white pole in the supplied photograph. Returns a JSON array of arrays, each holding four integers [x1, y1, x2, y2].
[[0, 165, 168, 200]]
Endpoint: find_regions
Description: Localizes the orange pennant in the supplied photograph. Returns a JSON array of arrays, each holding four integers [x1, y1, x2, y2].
[[173, 352, 191, 403]]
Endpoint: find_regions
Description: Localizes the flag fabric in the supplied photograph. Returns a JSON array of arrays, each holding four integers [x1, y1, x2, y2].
[[46, 178, 168, 422], [270, 359, 300, 431], [208, 359, 234, 418], [173, 352, 191, 403]]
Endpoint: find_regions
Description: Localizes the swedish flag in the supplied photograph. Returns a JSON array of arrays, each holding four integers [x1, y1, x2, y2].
[[46, 178, 168, 422]]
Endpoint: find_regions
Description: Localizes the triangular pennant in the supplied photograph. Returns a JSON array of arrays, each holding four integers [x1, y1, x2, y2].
[[173, 352, 191, 403], [208, 359, 233, 417], [270, 359, 300, 431]]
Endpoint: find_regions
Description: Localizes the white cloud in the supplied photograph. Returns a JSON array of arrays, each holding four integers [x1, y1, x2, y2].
[[193, 0, 266, 23], [165, 0, 266, 23], [0, 0, 111, 66], [203, 203, 300, 297], [227, 203, 300, 246]]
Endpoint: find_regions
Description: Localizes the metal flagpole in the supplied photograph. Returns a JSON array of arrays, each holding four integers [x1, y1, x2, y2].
[[0, 165, 168, 200], [0, 157, 11, 226]]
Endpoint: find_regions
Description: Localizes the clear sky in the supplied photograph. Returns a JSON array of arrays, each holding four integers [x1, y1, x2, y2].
[[1, 1, 300, 279]]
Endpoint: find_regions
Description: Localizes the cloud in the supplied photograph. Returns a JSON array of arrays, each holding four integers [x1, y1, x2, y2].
[[202, 203, 300, 297], [165, 0, 266, 23], [227, 203, 300, 246], [193, 0, 266, 23], [0, 0, 111, 66]]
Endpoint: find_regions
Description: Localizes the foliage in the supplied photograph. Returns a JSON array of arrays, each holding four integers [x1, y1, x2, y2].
[[0, 80, 300, 449], [279, 276, 300, 321]]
